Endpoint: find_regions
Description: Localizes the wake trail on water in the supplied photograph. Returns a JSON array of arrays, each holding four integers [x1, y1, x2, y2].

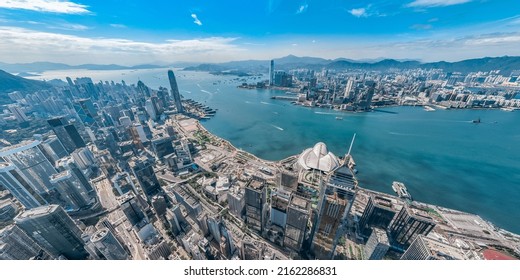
[[314, 111, 339, 115], [388, 131, 425, 137], [200, 89, 212, 94], [271, 124, 284, 131], [260, 101, 271, 105]]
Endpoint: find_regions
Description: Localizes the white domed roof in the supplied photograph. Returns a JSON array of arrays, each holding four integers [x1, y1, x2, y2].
[[297, 142, 340, 173]]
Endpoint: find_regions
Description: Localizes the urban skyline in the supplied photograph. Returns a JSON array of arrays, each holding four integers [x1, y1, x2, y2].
[[1, 0, 520, 263], [0, 0, 520, 64]]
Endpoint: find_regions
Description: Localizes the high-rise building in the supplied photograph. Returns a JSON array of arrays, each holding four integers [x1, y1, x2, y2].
[[284, 194, 311, 252], [400, 235, 466, 260], [151, 136, 174, 159], [270, 188, 291, 228], [73, 98, 100, 129], [49, 170, 92, 210], [119, 192, 147, 226], [168, 70, 184, 114], [8, 105, 29, 123], [0, 224, 51, 260], [244, 176, 267, 233], [145, 99, 158, 121], [71, 147, 96, 170], [15, 205, 88, 259], [311, 165, 357, 259], [90, 229, 129, 260], [0, 162, 47, 209], [269, 60, 274, 86], [55, 156, 94, 194], [343, 79, 354, 100], [358, 194, 398, 236], [227, 183, 245, 219], [0, 199, 19, 226], [278, 171, 298, 192], [128, 157, 161, 197], [47, 117, 86, 154], [364, 228, 390, 260], [0, 140, 58, 194], [388, 204, 436, 249], [274, 71, 292, 87], [40, 136, 68, 163]]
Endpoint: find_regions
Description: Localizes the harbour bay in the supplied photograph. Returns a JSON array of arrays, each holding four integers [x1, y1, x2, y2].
[[32, 68, 520, 234]]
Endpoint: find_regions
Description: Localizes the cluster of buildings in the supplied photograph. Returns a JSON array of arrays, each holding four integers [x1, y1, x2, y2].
[[245, 60, 520, 112], [1, 67, 519, 261]]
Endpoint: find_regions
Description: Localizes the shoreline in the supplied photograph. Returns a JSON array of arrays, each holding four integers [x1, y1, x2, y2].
[[189, 117, 520, 239]]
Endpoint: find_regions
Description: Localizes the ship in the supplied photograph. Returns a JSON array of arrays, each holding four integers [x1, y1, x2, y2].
[[392, 181, 412, 200], [423, 105, 436, 112], [472, 118, 481, 124], [335, 116, 343, 120]]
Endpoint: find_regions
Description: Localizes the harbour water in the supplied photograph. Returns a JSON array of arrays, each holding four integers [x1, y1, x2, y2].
[[32, 68, 520, 233]]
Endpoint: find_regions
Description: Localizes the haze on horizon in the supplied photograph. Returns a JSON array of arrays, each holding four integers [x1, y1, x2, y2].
[[0, 0, 520, 66]]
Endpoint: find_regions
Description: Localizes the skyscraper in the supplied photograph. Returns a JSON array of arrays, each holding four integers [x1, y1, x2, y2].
[[0, 140, 58, 194], [244, 176, 267, 233], [0, 162, 47, 209], [400, 235, 466, 260], [269, 60, 274, 86], [49, 170, 92, 210], [0, 224, 51, 260], [40, 136, 68, 163], [128, 156, 161, 197], [311, 165, 357, 259], [168, 70, 184, 114], [284, 194, 311, 252], [47, 117, 86, 154], [73, 98, 100, 129], [388, 204, 436, 250], [90, 229, 129, 260], [358, 194, 398, 237], [364, 228, 390, 260], [15, 205, 88, 260], [8, 105, 29, 123]]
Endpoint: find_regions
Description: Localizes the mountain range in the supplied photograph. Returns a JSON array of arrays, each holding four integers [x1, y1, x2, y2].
[[2, 55, 520, 76], [185, 55, 520, 75]]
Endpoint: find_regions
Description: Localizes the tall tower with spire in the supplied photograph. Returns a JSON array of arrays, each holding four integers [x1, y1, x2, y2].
[[168, 70, 184, 114]]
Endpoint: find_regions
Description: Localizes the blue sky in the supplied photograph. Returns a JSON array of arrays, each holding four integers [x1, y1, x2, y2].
[[0, 0, 519, 65]]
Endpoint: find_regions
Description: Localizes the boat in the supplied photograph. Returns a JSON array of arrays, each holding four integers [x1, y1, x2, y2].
[[335, 116, 343, 120], [423, 105, 436, 112], [472, 118, 481, 124], [392, 181, 412, 200], [501, 107, 516, 112]]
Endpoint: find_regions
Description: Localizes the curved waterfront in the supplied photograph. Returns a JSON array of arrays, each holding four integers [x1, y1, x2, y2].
[[33, 69, 520, 233]]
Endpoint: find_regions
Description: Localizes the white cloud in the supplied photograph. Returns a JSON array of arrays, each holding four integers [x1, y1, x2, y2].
[[0, 26, 243, 64], [191, 14, 202, 26], [0, 0, 90, 14], [296, 4, 308, 14], [49, 23, 89, 31], [406, 0, 473, 8], [110, 24, 127, 28], [349, 8, 367, 18]]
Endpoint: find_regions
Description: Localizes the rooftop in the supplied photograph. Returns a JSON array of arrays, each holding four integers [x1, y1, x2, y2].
[[0, 140, 40, 157], [15, 205, 59, 220], [297, 142, 340, 173]]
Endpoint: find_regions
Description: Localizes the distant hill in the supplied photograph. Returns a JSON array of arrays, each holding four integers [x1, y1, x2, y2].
[[184, 55, 520, 75], [0, 69, 51, 104], [0, 62, 163, 73]]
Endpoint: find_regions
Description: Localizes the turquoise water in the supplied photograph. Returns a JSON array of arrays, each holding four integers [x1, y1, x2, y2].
[[34, 69, 520, 233]]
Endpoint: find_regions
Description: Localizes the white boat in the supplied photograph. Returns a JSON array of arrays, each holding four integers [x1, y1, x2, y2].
[[423, 105, 436, 112]]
